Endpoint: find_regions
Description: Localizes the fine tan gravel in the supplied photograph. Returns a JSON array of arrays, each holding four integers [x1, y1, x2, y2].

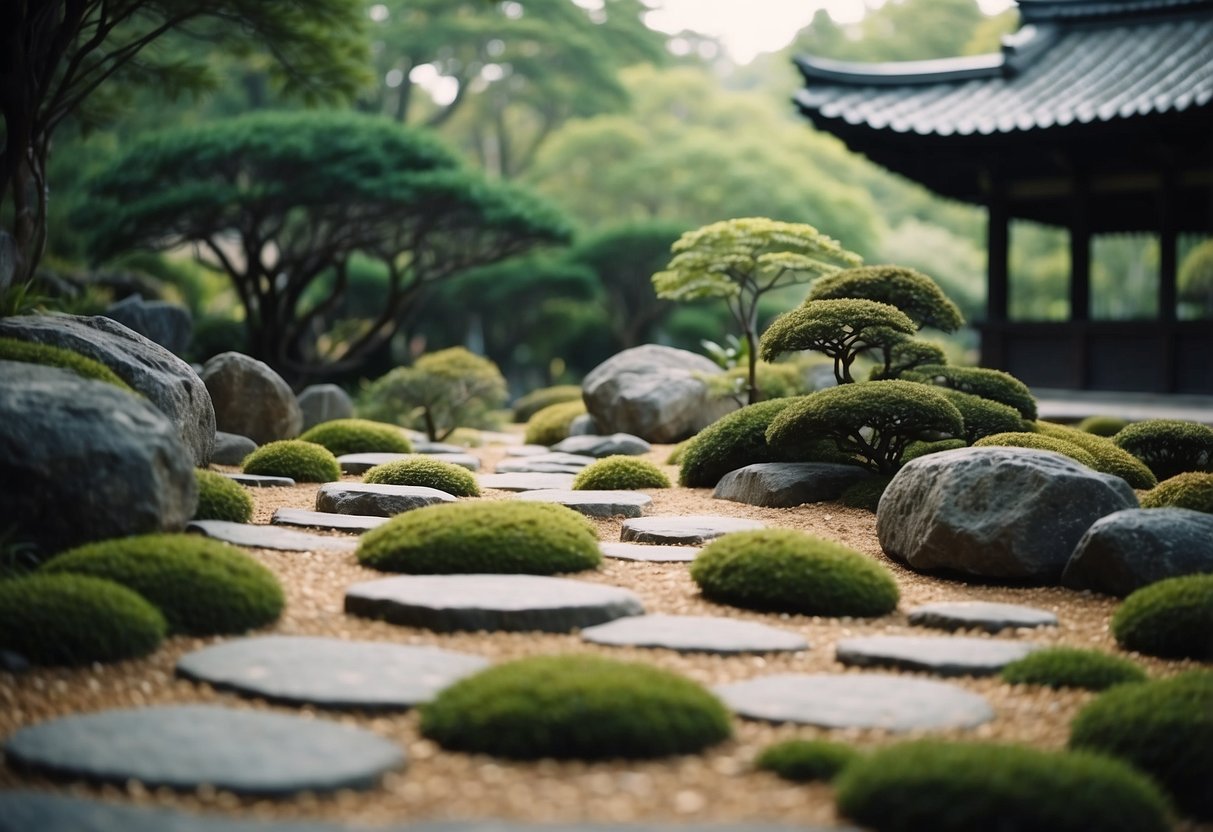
[[1, 431, 1209, 830]]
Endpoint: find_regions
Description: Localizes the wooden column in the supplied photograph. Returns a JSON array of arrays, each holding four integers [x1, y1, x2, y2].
[[1158, 165, 1179, 392], [983, 177, 1010, 371], [1069, 171, 1091, 322]]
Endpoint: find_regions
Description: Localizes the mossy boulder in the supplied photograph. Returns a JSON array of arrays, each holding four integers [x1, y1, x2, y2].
[[0, 336, 134, 392], [973, 431, 1096, 468], [1001, 647, 1146, 691], [524, 400, 587, 446], [298, 418, 412, 456], [363, 457, 479, 497], [193, 469, 253, 523], [1036, 421, 1157, 489], [1111, 573, 1213, 660], [1140, 471, 1213, 513], [1078, 415, 1130, 436], [572, 456, 670, 490], [756, 739, 861, 782], [690, 529, 899, 617], [512, 385, 583, 422], [838, 476, 892, 512], [1113, 419, 1213, 481], [679, 399, 799, 487], [242, 439, 341, 482], [419, 654, 732, 760]]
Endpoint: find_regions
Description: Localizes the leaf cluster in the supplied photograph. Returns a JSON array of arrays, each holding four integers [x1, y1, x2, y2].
[[761, 299, 916, 384], [678, 399, 801, 487], [523, 400, 587, 446], [972, 432, 1097, 468], [910, 364, 1038, 420], [512, 385, 584, 423], [1140, 472, 1213, 513], [807, 265, 964, 332], [1113, 419, 1213, 481], [938, 388, 1029, 444], [1036, 421, 1157, 489]]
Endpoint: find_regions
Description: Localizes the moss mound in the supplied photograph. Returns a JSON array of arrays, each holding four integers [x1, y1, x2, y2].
[[838, 476, 892, 512], [1078, 415, 1130, 436], [0, 336, 134, 392], [1111, 574, 1213, 660], [524, 400, 587, 446], [1140, 471, 1213, 513], [572, 456, 670, 490], [902, 438, 967, 464], [973, 431, 1096, 467], [363, 456, 479, 497], [939, 388, 1029, 444], [756, 739, 860, 782], [193, 469, 253, 523], [834, 740, 1171, 832], [298, 418, 412, 456], [1036, 421, 1157, 489], [1001, 647, 1146, 691], [419, 654, 732, 760], [679, 399, 799, 487], [1070, 671, 1213, 820], [666, 439, 692, 465], [356, 501, 600, 574], [0, 573, 166, 666], [690, 529, 898, 617], [911, 364, 1037, 420], [242, 439, 341, 482], [1113, 419, 1213, 481], [512, 385, 583, 422], [42, 533, 285, 636]]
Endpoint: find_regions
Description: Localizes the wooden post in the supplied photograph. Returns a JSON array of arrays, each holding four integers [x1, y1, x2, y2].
[[984, 177, 1010, 371], [1069, 171, 1091, 323], [1158, 165, 1178, 391]]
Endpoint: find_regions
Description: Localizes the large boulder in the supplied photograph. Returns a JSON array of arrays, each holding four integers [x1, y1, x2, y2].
[[0, 314, 214, 466], [1062, 508, 1213, 596], [102, 294, 192, 357], [581, 345, 738, 443], [297, 383, 354, 430], [0, 362, 197, 559], [877, 447, 1137, 582], [201, 352, 302, 446]]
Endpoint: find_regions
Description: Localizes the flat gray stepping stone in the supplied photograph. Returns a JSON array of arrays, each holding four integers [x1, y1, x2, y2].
[[516, 489, 652, 518], [478, 472, 577, 492], [176, 636, 488, 710], [582, 614, 808, 654], [715, 673, 994, 731], [835, 635, 1039, 677], [187, 520, 357, 553], [338, 452, 480, 474], [2, 705, 404, 795], [345, 574, 644, 633], [600, 542, 701, 562], [713, 463, 875, 508], [505, 444, 552, 456], [908, 601, 1059, 633], [221, 473, 294, 488], [620, 515, 765, 545], [552, 433, 651, 457], [316, 482, 455, 517], [271, 508, 388, 533], [412, 441, 467, 455], [495, 453, 596, 474]]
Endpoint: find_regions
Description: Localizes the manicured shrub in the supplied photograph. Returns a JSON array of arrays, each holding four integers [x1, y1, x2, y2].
[[938, 388, 1029, 444], [868, 337, 948, 381], [419, 654, 732, 760], [666, 439, 692, 465], [973, 432, 1097, 467], [1140, 471, 1213, 513], [193, 469, 253, 523], [1001, 647, 1146, 691], [0, 573, 166, 666], [838, 476, 892, 512], [834, 740, 1171, 832], [356, 501, 600, 574], [1111, 574, 1213, 660], [572, 456, 670, 490], [910, 364, 1037, 420], [1070, 671, 1213, 820], [512, 385, 583, 422], [704, 361, 809, 403], [524, 400, 587, 446], [1078, 414, 1130, 437], [42, 533, 285, 636], [760, 298, 917, 384], [1113, 419, 1213, 481], [298, 418, 412, 456], [679, 399, 799, 487], [806, 265, 964, 332], [242, 439, 341, 482], [363, 456, 479, 497], [1036, 421, 1157, 489], [756, 739, 860, 782], [0, 336, 134, 392], [690, 529, 899, 617], [902, 438, 967, 463]]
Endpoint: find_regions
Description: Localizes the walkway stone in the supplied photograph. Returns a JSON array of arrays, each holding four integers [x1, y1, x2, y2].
[[515, 489, 652, 518], [714, 673, 994, 731], [222, 473, 294, 488], [338, 452, 480, 474], [2, 705, 404, 796], [505, 444, 550, 456], [271, 509, 387, 533], [187, 520, 357, 553], [316, 483, 455, 517], [551, 433, 652, 457], [345, 574, 644, 633], [600, 542, 701, 562], [908, 601, 1058, 633], [176, 636, 488, 710], [412, 441, 468, 455], [478, 472, 577, 492], [581, 614, 808, 654], [620, 515, 765, 545], [835, 635, 1039, 677], [713, 463, 874, 508], [495, 452, 596, 474]]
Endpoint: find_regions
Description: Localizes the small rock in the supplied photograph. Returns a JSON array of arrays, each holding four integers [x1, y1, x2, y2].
[[296, 384, 354, 430], [515, 489, 652, 518], [713, 462, 875, 508], [210, 431, 256, 466], [1062, 507, 1213, 596], [201, 352, 302, 445], [552, 433, 652, 458], [907, 601, 1058, 633], [620, 515, 765, 545], [315, 483, 455, 517]]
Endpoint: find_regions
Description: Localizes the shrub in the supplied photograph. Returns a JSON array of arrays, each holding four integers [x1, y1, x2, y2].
[[1036, 422, 1157, 489], [1140, 471, 1213, 513], [902, 438, 967, 463], [420, 654, 732, 759], [1111, 574, 1213, 660], [1113, 419, 1213, 481], [298, 418, 412, 456], [690, 529, 899, 617], [838, 476, 892, 512], [356, 501, 600, 574], [704, 361, 809, 404], [0, 573, 166, 666], [242, 439, 341, 482], [42, 533, 285, 636], [512, 385, 583, 422], [363, 456, 479, 497], [1001, 647, 1147, 691], [938, 388, 1029, 444], [973, 432, 1097, 468], [1078, 415, 1130, 437], [806, 265, 965, 332], [0, 336, 133, 392], [666, 439, 692, 465], [193, 469, 253, 523], [868, 337, 948, 381], [834, 740, 1171, 832], [679, 399, 800, 487], [572, 456, 670, 490], [1070, 671, 1213, 820], [910, 364, 1037, 420], [756, 739, 861, 782], [524, 400, 587, 446]]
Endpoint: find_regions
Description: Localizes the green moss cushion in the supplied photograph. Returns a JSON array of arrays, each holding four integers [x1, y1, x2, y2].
[[973, 431, 1096, 468], [1113, 419, 1213, 481], [690, 529, 899, 617], [1111, 573, 1213, 660], [838, 476, 892, 512], [572, 456, 670, 490], [242, 439, 341, 482], [1000, 647, 1146, 691], [1078, 415, 1130, 437], [356, 501, 600, 574], [679, 399, 799, 487], [193, 469, 253, 523], [512, 385, 583, 422], [419, 654, 732, 759], [1036, 421, 1157, 489], [756, 739, 860, 782], [524, 400, 587, 446], [42, 533, 285, 636], [363, 456, 479, 497], [1140, 472, 1213, 513], [298, 418, 412, 455], [0, 336, 134, 392], [0, 573, 166, 666]]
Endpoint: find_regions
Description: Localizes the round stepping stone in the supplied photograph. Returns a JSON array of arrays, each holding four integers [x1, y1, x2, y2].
[[505, 444, 551, 457], [478, 472, 577, 492], [2, 705, 404, 796], [498, 452, 596, 470], [493, 461, 586, 474], [835, 635, 1039, 677], [187, 520, 358, 553], [714, 673, 994, 731], [600, 542, 700, 562], [338, 452, 480, 474], [412, 441, 468, 455], [316, 482, 455, 517], [620, 515, 765, 545], [515, 489, 652, 518], [581, 614, 808, 654], [176, 636, 489, 710], [271, 508, 388, 533], [221, 472, 294, 488], [345, 574, 644, 633], [908, 601, 1059, 633], [552, 433, 651, 457]]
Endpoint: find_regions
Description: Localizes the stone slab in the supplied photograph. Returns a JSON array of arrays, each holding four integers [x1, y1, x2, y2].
[[620, 515, 765, 545], [187, 520, 358, 553], [907, 601, 1059, 633], [221, 473, 295, 488], [478, 472, 577, 492], [499, 452, 596, 469], [581, 614, 808, 654], [504, 445, 551, 457], [599, 542, 701, 562], [491, 462, 587, 475], [515, 489, 652, 518], [270, 508, 388, 533], [338, 452, 480, 474], [551, 433, 652, 457], [712, 463, 874, 508], [316, 482, 456, 517], [835, 635, 1039, 677]]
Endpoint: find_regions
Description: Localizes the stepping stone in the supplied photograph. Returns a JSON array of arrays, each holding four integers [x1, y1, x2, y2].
[[552, 433, 652, 457], [221, 473, 294, 488], [271, 508, 388, 532], [908, 601, 1059, 633], [345, 574, 644, 633], [505, 444, 551, 456], [581, 614, 808, 654], [176, 636, 488, 710], [713, 463, 874, 508], [412, 441, 468, 455], [2, 705, 404, 796], [315, 482, 456, 517], [495, 453, 596, 474], [714, 673, 994, 731], [337, 452, 480, 474], [515, 489, 652, 518], [600, 542, 701, 562], [187, 520, 358, 553], [478, 472, 577, 492], [835, 635, 1039, 677], [620, 515, 765, 545]]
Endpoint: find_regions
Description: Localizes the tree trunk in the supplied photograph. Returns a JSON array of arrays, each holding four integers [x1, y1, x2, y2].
[[5, 138, 48, 288]]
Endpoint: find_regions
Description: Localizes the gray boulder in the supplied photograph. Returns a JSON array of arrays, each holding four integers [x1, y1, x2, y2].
[[714, 462, 875, 508], [581, 345, 738, 443], [551, 433, 652, 457], [103, 295, 192, 357], [211, 431, 257, 466], [0, 314, 215, 466], [567, 413, 598, 437], [297, 384, 354, 430], [201, 352, 302, 445], [877, 447, 1137, 582], [0, 362, 196, 559], [1062, 508, 1213, 596]]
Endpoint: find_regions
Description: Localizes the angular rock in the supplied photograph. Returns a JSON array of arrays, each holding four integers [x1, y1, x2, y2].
[[338, 452, 479, 474], [296, 384, 354, 430], [271, 508, 388, 533], [568, 412, 598, 436], [515, 489, 652, 518], [212, 431, 257, 466], [600, 542, 701, 562], [835, 635, 1039, 677], [877, 447, 1137, 582], [551, 433, 652, 458], [908, 601, 1058, 633], [187, 520, 357, 553], [713, 462, 875, 508], [479, 472, 577, 492], [201, 351, 302, 445], [221, 473, 294, 488], [315, 483, 456, 517], [103, 294, 193, 357], [620, 515, 765, 545], [581, 614, 808, 654], [1062, 507, 1213, 596]]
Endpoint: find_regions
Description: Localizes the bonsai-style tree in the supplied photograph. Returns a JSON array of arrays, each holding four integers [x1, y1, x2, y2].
[[759, 299, 916, 384], [870, 336, 948, 380], [938, 388, 1030, 445], [653, 217, 861, 404], [909, 364, 1038, 420]]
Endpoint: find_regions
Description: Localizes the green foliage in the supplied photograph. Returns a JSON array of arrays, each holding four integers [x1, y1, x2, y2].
[[838, 476, 893, 512], [1078, 415, 1131, 437], [666, 440, 691, 465], [903, 439, 969, 464], [242, 440, 341, 482], [1140, 472, 1213, 513], [973, 432, 1097, 468], [1112, 574, 1213, 661], [1113, 419, 1213, 481], [1001, 647, 1147, 691], [42, 533, 283, 636], [910, 364, 1037, 420], [807, 265, 964, 332], [524, 400, 587, 446], [356, 502, 600, 574], [690, 529, 899, 617], [756, 739, 861, 782], [572, 456, 670, 490], [704, 361, 810, 404], [760, 299, 916, 385], [834, 740, 1172, 832], [0, 336, 133, 392], [363, 457, 479, 497], [298, 418, 412, 456], [512, 385, 584, 423], [868, 337, 948, 381], [939, 388, 1029, 445], [1178, 239, 1213, 315], [419, 655, 732, 760], [193, 469, 253, 523], [0, 573, 166, 666], [1036, 422, 1158, 489], [678, 399, 800, 487]]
